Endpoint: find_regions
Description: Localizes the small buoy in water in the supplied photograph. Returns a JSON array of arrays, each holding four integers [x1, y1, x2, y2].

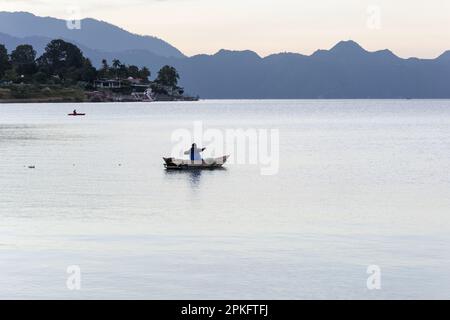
[[118, 164, 122, 166]]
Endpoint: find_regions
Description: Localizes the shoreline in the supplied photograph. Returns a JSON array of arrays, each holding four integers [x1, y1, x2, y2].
[[0, 98, 199, 103], [0, 98, 84, 104], [2, 98, 450, 103]]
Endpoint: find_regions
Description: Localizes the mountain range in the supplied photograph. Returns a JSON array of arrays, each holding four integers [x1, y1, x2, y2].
[[1, 11, 449, 99]]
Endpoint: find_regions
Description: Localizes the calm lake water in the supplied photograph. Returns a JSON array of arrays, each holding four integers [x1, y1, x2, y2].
[[1, 100, 449, 299]]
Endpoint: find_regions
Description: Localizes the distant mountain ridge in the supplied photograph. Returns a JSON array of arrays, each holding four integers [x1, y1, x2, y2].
[[438, 51, 450, 61], [0, 11, 184, 58], [164, 43, 450, 99], [1, 11, 450, 98], [0, 31, 169, 69]]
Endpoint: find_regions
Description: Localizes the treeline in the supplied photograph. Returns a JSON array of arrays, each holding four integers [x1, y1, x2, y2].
[[0, 40, 97, 85], [98, 59, 150, 82], [0, 39, 182, 91]]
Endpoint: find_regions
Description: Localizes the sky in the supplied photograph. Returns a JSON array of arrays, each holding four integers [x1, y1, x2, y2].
[[0, 0, 449, 58]]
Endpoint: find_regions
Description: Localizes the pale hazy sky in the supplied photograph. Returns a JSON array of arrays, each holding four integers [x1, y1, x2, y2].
[[1, 0, 449, 58]]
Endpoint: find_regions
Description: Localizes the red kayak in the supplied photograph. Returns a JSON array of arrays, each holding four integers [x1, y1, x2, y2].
[[68, 113, 86, 116]]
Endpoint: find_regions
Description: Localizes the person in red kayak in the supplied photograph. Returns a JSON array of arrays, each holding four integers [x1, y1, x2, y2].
[[184, 143, 206, 162], [72, 109, 77, 115]]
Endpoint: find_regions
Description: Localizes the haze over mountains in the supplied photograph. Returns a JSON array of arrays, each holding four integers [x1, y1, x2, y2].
[[1, 11, 449, 99], [0, 12, 184, 58]]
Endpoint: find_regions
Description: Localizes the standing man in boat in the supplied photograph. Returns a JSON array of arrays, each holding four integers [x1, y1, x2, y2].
[[185, 143, 206, 163]]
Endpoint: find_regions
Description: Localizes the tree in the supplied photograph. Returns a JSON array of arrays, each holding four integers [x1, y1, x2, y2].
[[118, 64, 128, 79], [37, 39, 84, 80], [138, 66, 150, 82], [11, 44, 37, 76], [98, 59, 110, 78], [101, 59, 109, 70], [3, 68, 18, 82], [80, 58, 97, 83], [127, 65, 140, 78], [155, 65, 179, 87], [112, 59, 121, 69], [0, 44, 11, 79], [112, 59, 121, 78], [32, 71, 48, 83]]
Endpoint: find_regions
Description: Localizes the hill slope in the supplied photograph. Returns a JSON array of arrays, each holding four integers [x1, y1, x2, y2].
[[165, 42, 450, 98], [0, 11, 184, 58]]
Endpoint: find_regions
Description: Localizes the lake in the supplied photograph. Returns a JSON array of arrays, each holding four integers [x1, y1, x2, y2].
[[0, 100, 449, 299]]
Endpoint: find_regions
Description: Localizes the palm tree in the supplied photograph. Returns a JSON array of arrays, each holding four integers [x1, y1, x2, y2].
[[112, 59, 121, 79], [101, 59, 108, 69], [100, 59, 109, 78]]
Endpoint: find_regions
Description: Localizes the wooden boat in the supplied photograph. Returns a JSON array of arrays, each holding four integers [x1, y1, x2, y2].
[[164, 155, 230, 170]]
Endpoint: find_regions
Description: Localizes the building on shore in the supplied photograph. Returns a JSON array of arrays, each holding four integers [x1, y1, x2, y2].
[[90, 77, 198, 102], [94, 79, 123, 89]]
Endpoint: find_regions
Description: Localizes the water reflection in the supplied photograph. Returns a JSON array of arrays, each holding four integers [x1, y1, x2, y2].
[[164, 168, 227, 189], [164, 169, 201, 189], [187, 170, 202, 187]]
